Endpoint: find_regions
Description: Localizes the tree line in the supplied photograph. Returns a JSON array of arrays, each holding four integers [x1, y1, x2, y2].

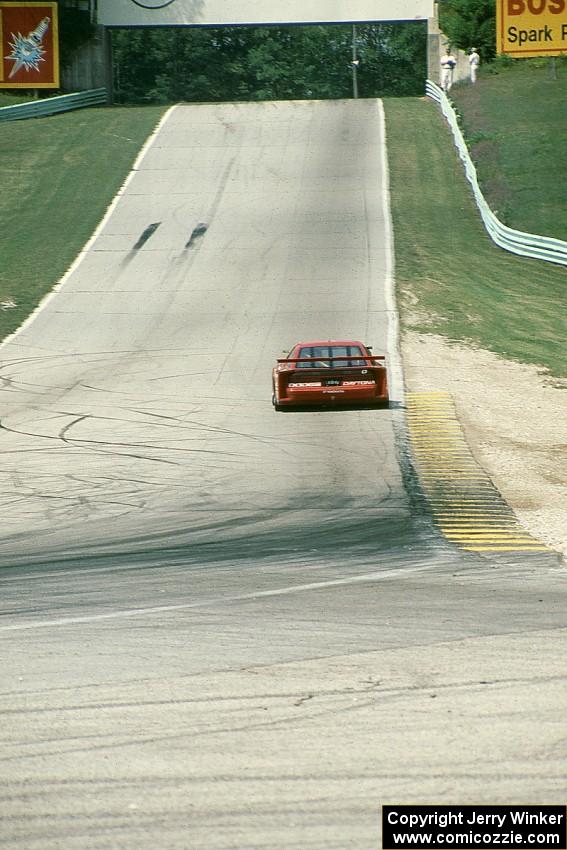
[[111, 23, 428, 104], [439, 0, 497, 61]]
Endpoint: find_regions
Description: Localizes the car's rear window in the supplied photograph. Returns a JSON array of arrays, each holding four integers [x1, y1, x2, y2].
[[297, 345, 365, 367]]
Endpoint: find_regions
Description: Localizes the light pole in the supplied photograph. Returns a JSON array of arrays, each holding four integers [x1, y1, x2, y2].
[[351, 24, 359, 98]]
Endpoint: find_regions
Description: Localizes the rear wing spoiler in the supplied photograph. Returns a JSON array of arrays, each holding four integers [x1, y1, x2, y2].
[[277, 355, 386, 364]]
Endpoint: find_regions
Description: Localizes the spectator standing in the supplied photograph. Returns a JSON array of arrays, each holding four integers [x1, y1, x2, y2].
[[440, 49, 456, 92], [469, 48, 480, 83]]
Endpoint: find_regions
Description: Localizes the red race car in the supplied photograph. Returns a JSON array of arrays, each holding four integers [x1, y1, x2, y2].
[[272, 340, 389, 411]]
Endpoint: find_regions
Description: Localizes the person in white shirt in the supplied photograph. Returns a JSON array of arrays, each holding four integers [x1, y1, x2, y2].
[[440, 50, 457, 92], [469, 48, 480, 83]]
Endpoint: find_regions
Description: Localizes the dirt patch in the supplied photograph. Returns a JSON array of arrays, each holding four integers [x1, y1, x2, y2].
[[401, 331, 567, 561]]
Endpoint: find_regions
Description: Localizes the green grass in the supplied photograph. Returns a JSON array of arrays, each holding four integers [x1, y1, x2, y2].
[[450, 59, 567, 239], [384, 97, 567, 380], [0, 92, 36, 106], [0, 104, 165, 341]]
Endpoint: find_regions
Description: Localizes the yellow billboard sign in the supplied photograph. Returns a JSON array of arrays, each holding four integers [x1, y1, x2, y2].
[[497, 0, 567, 57]]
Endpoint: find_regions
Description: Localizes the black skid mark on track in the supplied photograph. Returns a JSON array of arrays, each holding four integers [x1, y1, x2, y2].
[[133, 222, 161, 250], [185, 223, 208, 249]]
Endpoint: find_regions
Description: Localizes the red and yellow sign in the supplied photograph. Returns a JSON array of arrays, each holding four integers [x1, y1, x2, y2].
[[497, 0, 567, 56], [0, 2, 59, 88]]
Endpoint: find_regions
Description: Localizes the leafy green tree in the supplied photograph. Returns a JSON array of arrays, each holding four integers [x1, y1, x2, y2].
[[357, 23, 427, 96], [111, 23, 427, 104], [438, 0, 496, 61]]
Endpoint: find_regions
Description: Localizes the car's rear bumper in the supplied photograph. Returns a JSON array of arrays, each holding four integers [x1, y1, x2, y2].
[[276, 385, 389, 408]]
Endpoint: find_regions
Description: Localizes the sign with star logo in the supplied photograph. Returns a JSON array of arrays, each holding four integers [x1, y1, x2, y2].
[[1, 2, 59, 88]]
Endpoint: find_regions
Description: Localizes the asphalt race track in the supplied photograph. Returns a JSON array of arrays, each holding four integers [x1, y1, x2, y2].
[[1, 101, 566, 850]]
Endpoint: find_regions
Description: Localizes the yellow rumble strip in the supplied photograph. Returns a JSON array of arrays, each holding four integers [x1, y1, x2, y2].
[[406, 392, 552, 553]]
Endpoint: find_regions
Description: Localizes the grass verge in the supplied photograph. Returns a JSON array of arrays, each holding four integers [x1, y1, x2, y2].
[[383, 96, 567, 380], [0, 92, 36, 106], [450, 59, 567, 239], [0, 104, 165, 342]]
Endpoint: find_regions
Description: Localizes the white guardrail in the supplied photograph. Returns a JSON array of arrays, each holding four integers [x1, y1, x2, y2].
[[426, 79, 567, 268], [0, 88, 107, 123]]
